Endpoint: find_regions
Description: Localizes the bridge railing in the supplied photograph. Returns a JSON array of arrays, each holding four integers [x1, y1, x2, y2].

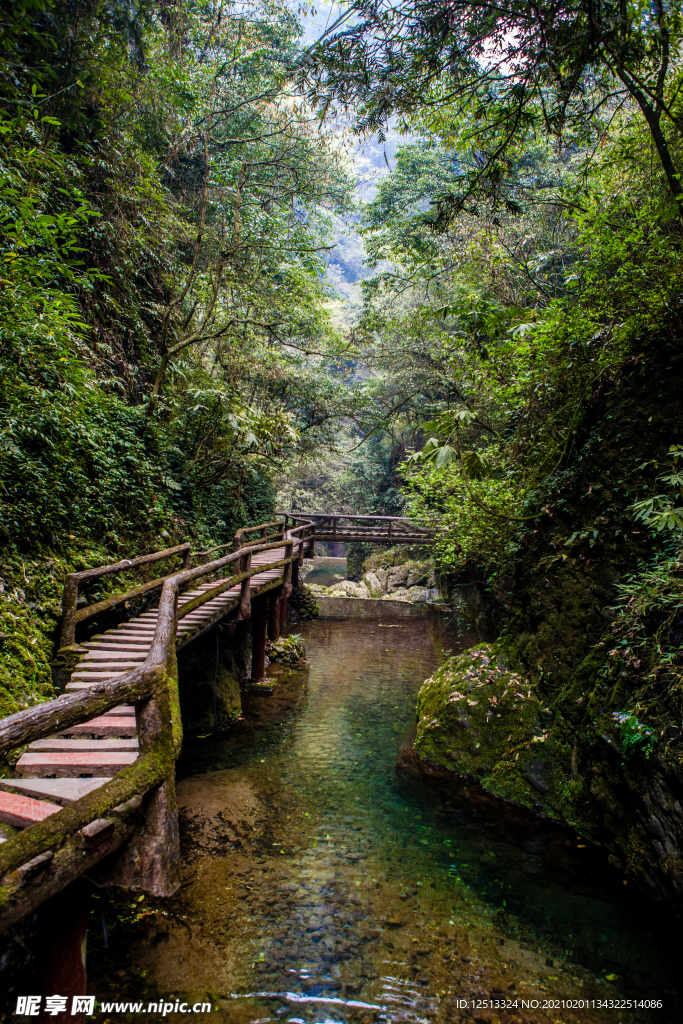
[[233, 518, 285, 550], [0, 533, 299, 934], [59, 543, 193, 651], [281, 512, 432, 543]]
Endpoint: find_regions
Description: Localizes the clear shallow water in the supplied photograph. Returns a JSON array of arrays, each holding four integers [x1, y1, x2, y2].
[[92, 617, 682, 1023], [301, 557, 347, 588]]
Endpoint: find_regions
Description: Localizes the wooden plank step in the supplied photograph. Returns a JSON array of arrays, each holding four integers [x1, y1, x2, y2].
[[59, 717, 137, 737], [83, 646, 152, 655], [101, 706, 135, 717], [107, 630, 157, 638], [75, 661, 146, 670], [29, 738, 139, 752], [80, 651, 148, 661], [0, 778, 110, 805], [113, 614, 157, 622], [16, 751, 138, 778], [0, 790, 61, 828], [71, 671, 129, 681], [65, 682, 112, 691]]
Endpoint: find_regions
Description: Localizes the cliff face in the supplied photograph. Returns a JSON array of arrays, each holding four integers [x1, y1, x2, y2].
[[408, 346, 683, 908]]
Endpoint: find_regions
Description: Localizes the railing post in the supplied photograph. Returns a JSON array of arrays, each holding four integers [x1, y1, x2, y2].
[[59, 574, 79, 649], [284, 540, 293, 589], [388, 520, 392, 540], [268, 589, 281, 641], [35, 880, 90, 1023], [250, 594, 268, 682], [233, 528, 243, 551], [261, 524, 269, 541], [108, 590, 181, 897], [182, 546, 192, 569], [280, 540, 293, 629], [239, 551, 251, 620]]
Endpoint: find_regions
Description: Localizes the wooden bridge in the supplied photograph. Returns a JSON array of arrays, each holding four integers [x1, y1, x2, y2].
[[282, 512, 432, 544], [0, 513, 430, 1003]]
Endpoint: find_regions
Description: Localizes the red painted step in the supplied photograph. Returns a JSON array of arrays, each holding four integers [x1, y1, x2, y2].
[[59, 715, 137, 737], [0, 790, 60, 828], [28, 738, 138, 752], [16, 751, 138, 778]]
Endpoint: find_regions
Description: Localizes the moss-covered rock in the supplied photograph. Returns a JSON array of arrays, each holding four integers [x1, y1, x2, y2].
[[266, 633, 306, 665], [414, 644, 564, 814]]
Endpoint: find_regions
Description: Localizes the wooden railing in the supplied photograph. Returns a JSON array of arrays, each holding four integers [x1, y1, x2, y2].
[[0, 533, 299, 933], [59, 543, 192, 650], [233, 519, 285, 550]]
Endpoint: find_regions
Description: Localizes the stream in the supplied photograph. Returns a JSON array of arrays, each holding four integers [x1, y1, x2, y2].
[[89, 615, 682, 1023]]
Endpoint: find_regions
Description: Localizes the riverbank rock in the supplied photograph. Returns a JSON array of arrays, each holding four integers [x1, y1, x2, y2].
[[413, 644, 562, 814], [313, 553, 439, 603], [266, 634, 306, 665]]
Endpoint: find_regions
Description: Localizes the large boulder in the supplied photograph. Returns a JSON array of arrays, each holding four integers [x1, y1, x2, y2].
[[363, 570, 387, 597], [327, 579, 369, 598], [414, 644, 562, 815]]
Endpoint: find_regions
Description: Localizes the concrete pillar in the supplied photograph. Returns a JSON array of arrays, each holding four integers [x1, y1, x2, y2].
[[250, 594, 268, 681]]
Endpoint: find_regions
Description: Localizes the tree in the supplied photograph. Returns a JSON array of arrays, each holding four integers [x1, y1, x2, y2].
[[144, 2, 352, 410], [301, 0, 683, 213]]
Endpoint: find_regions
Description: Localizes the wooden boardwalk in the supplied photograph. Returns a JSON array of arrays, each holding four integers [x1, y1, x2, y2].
[[0, 547, 289, 831], [0, 511, 430, 945]]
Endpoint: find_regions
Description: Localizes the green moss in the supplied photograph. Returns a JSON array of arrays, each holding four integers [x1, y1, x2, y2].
[[0, 552, 65, 723], [362, 545, 430, 574]]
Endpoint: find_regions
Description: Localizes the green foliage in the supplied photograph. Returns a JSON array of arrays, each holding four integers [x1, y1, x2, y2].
[[612, 712, 656, 760], [0, 0, 354, 554], [630, 447, 683, 534], [306, 0, 683, 209]]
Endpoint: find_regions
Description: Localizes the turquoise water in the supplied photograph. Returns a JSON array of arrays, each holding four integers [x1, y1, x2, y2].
[[93, 615, 681, 1023]]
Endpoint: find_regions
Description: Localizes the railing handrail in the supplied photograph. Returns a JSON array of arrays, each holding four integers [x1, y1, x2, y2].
[[239, 519, 284, 535], [59, 543, 192, 650], [233, 519, 285, 550], [280, 512, 425, 523], [65, 543, 192, 584]]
